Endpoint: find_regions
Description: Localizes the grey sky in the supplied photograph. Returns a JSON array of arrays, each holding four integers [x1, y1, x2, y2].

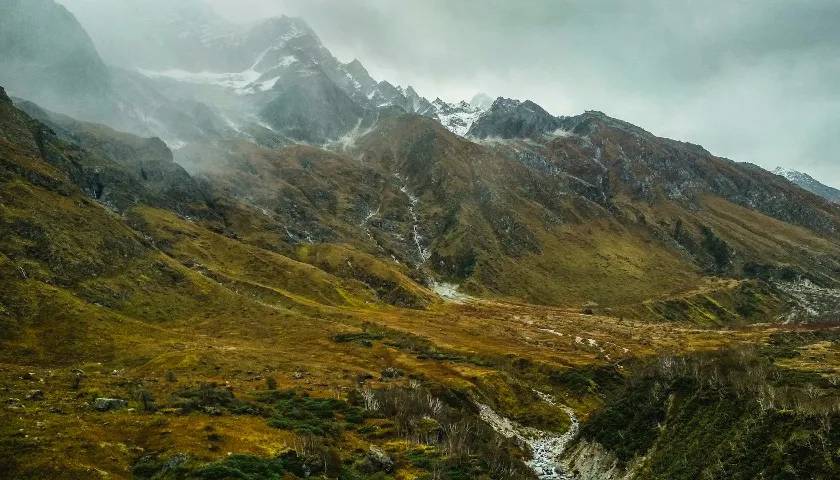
[[63, 0, 840, 186]]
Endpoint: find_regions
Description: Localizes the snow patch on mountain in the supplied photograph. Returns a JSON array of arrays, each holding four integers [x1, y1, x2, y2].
[[431, 281, 472, 303], [138, 68, 261, 91], [431, 98, 486, 136]]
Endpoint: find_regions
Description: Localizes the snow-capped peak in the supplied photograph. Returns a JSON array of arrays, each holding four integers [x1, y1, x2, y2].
[[428, 96, 489, 137], [774, 167, 840, 203]]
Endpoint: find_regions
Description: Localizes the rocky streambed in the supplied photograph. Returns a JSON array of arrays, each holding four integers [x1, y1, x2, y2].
[[477, 392, 580, 479]]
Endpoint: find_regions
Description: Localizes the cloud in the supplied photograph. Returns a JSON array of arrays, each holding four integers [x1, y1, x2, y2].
[[61, 0, 840, 186]]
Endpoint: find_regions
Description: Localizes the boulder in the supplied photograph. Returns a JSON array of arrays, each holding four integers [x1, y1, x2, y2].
[[93, 398, 127, 411], [26, 390, 44, 401], [366, 445, 394, 473]]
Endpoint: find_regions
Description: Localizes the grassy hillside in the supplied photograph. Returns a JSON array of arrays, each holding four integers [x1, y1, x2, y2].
[[2, 89, 840, 478]]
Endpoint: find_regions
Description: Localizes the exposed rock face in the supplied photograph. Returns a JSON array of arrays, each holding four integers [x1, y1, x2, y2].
[[366, 445, 394, 473], [260, 70, 365, 143], [561, 440, 633, 480], [548, 111, 840, 240], [468, 97, 563, 139], [8, 98, 213, 216]]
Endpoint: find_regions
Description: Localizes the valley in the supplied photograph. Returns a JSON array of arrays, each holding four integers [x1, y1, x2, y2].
[[1, 1, 839, 479]]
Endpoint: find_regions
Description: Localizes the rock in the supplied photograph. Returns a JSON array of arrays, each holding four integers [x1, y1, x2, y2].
[[26, 390, 44, 401], [366, 445, 394, 473], [380, 367, 403, 380], [467, 97, 563, 139], [582, 301, 599, 315], [203, 406, 222, 416], [93, 398, 128, 412]]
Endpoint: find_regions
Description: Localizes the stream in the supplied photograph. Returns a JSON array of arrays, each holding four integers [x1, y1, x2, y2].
[[477, 391, 579, 479]]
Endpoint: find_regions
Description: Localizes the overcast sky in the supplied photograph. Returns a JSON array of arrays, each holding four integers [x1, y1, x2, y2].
[[64, 0, 840, 186]]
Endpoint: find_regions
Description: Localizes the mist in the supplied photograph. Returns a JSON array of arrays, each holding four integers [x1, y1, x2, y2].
[[48, 0, 840, 186]]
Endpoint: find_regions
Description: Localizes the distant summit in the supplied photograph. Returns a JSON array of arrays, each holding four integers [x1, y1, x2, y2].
[[774, 167, 840, 203], [470, 92, 494, 110], [467, 97, 562, 139]]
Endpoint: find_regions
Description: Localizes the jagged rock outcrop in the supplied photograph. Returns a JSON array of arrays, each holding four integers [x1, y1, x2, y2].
[[468, 97, 563, 139]]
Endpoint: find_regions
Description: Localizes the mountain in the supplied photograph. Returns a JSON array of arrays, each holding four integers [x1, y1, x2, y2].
[[2, 0, 487, 147], [468, 97, 564, 139], [0, 0, 111, 112], [4, 84, 838, 480], [2, 4, 840, 480], [774, 167, 840, 203], [23, 0, 834, 317], [0, 0, 254, 149]]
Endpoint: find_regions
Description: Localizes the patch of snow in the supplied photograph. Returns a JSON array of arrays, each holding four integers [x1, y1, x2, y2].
[[275, 55, 298, 68], [138, 67, 262, 93], [327, 118, 374, 151], [432, 281, 472, 303], [138, 53, 296, 95], [539, 328, 564, 337], [550, 128, 575, 138], [166, 139, 188, 151], [431, 99, 487, 137], [254, 76, 281, 92]]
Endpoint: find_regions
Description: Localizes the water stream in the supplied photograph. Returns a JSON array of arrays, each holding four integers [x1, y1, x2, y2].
[[477, 391, 579, 479]]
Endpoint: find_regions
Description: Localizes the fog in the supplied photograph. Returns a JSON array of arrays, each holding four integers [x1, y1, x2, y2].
[[59, 0, 840, 186]]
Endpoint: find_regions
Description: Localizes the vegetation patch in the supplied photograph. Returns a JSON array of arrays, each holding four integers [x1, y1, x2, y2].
[[573, 336, 840, 478], [262, 390, 363, 437]]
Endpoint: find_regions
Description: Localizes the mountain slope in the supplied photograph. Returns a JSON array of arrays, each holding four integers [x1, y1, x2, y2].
[[178, 105, 840, 319], [0, 0, 111, 112], [774, 167, 840, 203], [468, 98, 563, 139]]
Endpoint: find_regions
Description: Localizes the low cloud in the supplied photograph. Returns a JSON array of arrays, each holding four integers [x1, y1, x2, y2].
[[62, 0, 840, 185]]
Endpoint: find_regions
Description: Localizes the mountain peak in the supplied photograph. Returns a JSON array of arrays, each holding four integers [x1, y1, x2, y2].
[[469, 92, 493, 110], [343, 58, 375, 86], [774, 167, 840, 203], [468, 97, 561, 139]]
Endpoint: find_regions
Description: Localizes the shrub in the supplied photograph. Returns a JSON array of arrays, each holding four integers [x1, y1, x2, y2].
[[265, 377, 277, 390]]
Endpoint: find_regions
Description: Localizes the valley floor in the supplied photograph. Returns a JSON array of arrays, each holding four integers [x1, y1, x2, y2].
[[3, 291, 836, 480]]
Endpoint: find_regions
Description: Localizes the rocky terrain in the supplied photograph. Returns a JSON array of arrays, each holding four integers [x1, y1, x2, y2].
[[1, 1, 839, 479]]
